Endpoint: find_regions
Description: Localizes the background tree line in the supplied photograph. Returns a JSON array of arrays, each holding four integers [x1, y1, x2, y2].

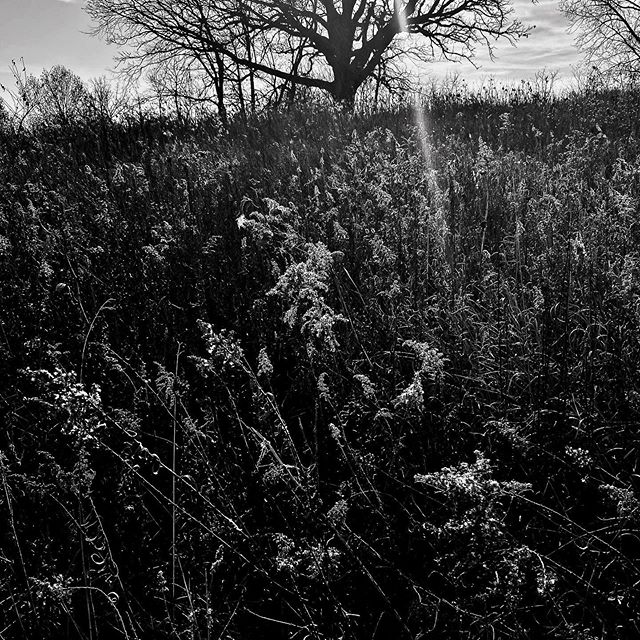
[[3, 0, 640, 127]]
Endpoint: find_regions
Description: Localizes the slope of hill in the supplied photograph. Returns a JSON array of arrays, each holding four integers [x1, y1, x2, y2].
[[2, 87, 640, 638]]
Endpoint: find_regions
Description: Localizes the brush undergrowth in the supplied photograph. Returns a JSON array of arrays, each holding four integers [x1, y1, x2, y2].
[[2, 86, 640, 639]]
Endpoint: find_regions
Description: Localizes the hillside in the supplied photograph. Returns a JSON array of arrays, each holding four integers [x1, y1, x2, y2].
[[2, 87, 640, 638]]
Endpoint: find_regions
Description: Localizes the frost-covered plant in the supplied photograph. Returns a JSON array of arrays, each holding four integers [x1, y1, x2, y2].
[[272, 533, 342, 582], [23, 367, 104, 445], [353, 373, 376, 401], [393, 371, 424, 410], [404, 339, 445, 379], [415, 451, 530, 508], [601, 484, 640, 520], [414, 453, 537, 632], [198, 322, 245, 373], [268, 241, 345, 358], [393, 341, 444, 410]]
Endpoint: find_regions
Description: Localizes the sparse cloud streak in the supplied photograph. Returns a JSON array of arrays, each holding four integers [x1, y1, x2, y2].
[[428, 0, 582, 84]]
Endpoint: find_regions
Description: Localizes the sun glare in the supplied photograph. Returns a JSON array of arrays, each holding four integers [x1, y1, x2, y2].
[[413, 94, 432, 169], [396, 0, 409, 34]]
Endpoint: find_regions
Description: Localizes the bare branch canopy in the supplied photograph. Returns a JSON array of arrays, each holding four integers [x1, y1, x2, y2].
[[561, 0, 640, 78], [86, 0, 533, 105]]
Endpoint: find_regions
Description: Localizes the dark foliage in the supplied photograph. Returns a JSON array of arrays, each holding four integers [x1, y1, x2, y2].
[[2, 85, 640, 639]]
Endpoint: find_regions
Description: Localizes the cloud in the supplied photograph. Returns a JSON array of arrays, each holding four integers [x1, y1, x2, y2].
[[425, 0, 582, 83]]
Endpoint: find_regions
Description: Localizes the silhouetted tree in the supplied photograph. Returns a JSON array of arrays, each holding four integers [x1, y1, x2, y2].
[[86, 0, 531, 107], [88, 75, 135, 121], [34, 66, 91, 124], [561, 0, 640, 79], [1, 63, 91, 130]]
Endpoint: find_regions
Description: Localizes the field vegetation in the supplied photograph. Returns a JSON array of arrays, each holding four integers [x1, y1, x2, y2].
[[2, 76, 640, 638]]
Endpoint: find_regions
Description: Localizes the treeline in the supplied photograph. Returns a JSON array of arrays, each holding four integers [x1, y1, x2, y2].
[[2, 84, 640, 639], [2, 61, 630, 132]]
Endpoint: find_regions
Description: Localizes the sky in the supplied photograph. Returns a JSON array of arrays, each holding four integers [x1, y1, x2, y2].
[[0, 0, 582, 95]]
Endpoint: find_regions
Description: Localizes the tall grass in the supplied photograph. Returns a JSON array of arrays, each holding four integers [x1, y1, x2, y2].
[[1, 82, 640, 639]]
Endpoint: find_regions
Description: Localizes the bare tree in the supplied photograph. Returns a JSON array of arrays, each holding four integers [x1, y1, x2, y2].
[[561, 0, 640, 79], [1, 63, 91, 130], [86, 0, 531, 107], [1, 59, 38, 132], [147, 56, 225, 121], [88, 75, 135, 121], [32, 66, 91, 125]]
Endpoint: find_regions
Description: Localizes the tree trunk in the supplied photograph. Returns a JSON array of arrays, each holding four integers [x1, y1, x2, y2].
[[236, 63, 247, 121], [214, 52, 228, 126], [331, 66, 359, 108], [327, 11, 360, 108]]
